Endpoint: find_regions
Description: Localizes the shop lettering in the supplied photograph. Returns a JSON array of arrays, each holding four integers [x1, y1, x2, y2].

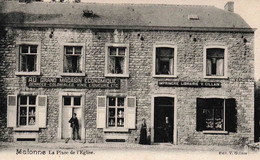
[[26, 77, 120, 89], [158, 81, 221, 88]]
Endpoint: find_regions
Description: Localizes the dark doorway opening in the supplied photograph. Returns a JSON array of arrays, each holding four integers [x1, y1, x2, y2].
[[154, 97, 174, 143]]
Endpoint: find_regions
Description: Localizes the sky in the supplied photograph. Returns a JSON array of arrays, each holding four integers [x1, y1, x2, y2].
[[82, 0, 260, 80]]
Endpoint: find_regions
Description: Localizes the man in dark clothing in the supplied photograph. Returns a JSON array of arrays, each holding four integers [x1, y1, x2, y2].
[[69, 113, 80, 140]]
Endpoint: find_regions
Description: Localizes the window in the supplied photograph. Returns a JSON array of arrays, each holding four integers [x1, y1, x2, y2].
[[105, 43, 129, 77], [16, 43, 41, 75], [204, 47, 227, 78], [96, 96, 136, 131], [196, 98, 237, 133], [153, 44, 177, 77], [19, 96, 36, 126], [107, 97, 125, 128], [7, 95, 47, 130], [61, 44, 85, 76]]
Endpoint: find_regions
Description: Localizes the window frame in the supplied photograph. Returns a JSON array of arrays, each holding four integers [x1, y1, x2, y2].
[[152, 44, 178, 78], [107, 97, 125, 128], [15, 42, 41, 76], [197, 98, 229, 134], [203, 46, 228, 79], [105, 43, 129, 78], [60, 43, 85, 76]]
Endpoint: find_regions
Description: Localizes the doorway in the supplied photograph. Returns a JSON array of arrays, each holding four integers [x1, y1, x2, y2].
[[154, 97, 174, 143], [62, 96, 82, 139]]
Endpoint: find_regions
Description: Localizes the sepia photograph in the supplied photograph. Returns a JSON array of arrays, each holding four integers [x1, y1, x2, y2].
[[0, 0, 259, 159]]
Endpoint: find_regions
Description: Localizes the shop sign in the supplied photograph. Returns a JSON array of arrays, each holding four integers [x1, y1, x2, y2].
[[26, 77, 120, 89], [158, 81, 221, 88]]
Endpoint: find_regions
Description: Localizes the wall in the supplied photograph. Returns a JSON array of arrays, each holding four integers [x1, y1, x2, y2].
[[0, 27, 255, 145]]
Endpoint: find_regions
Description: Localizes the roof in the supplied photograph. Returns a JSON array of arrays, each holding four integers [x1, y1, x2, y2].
[[0, 1, 254, 32]]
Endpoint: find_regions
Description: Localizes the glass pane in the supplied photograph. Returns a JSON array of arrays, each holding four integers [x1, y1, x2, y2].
[[29, 107, 36, 116], [109, 108, 115, 117], [215, 108, 223, 130], [117, 118, 124, 127], [117, 108, 124, 118], [109, 47, 116, 56], [74, 97, 81, 106], [20, 107, 27, 126], [21, 55, 27, 72], [65, 46, 73, 54], [118, 48, 125, 56], [75, 46, 82, 54], [71, 56, 81, 73], [108, 97, 115, 106], [117, 98, 124, 106], [64, 97, 71, 105], [21, 45, 29, 53], [29, 117, 35, 125], [29, 96, 36, 105], [30, 45, 37, 53], [26, 55, 36, 72], [20, 96, 27, 105], [108, 118, 115, 126], [204, 109, 214, 130], [109, 57, 115, 74], [115, 57, 124, 74]]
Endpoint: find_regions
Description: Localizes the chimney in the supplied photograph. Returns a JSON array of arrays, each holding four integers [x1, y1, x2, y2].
[[224, 1, 234, 12]]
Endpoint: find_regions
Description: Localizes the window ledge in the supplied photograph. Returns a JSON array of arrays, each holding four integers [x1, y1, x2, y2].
[[15, 72, 41, 76], [204, 76, 228, 79], [202, 130, 228, 134], [153, 75, 178, 78], [105, 74, 129, 78], [13, 127, 40, 131], [103, 128, 129, 132], [60, 73, 85, 77]]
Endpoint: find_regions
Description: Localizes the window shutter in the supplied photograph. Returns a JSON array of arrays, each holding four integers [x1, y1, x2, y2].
[[97, 96, 106, 128], [196, 98, 205, 131], [37, 95, 47, 128], [7, 95, 17, 127], [225, 98, 237, 132], [126, 96, 136, 129]]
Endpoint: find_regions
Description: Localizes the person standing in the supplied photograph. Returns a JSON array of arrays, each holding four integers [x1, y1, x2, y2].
[[139, 118, 147, 144], [69, 113, 80, 140]]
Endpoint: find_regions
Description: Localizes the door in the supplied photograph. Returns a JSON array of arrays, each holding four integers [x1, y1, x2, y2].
[[62, 107, 72, 139], [154, 97, 174, 143]]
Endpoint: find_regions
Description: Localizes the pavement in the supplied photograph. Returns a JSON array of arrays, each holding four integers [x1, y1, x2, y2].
[[0, 141, 259, 160]]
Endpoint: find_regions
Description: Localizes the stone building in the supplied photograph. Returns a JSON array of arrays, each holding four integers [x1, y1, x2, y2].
[[0, 1, 255, 145]]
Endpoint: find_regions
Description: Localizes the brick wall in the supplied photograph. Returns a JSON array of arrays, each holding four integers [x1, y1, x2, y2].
[[0, 27, 254, 145]]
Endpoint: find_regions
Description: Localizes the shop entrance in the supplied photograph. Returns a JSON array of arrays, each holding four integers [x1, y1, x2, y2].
[[154, 97, 174, 143], [62, 96, 82, 139]]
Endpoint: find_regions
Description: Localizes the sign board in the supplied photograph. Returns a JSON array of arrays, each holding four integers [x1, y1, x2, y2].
[[158, 81, 221, 88], [26, 77, 120, 89]]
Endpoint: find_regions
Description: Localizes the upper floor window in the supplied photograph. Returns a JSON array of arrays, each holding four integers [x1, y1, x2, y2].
[[105, 43, 129, 77], [204, 47, 227, 78], [16, 43, 41, 76], [61, 43, 85, 76], [153, 44, 177, 77]]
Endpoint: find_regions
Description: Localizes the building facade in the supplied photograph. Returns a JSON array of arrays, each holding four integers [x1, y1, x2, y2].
[[0, 1, 255, 145]]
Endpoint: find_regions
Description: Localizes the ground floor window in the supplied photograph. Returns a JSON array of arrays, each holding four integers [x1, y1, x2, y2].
[[196, 98, 237, 132], [19, 95, 36, 126], [97, 96, 136, 130]]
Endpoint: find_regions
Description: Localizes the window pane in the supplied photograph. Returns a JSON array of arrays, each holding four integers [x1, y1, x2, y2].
[[20, 107, 27, 126], [65, 56, 81, 73], [117, 118, 124, 127], [109, 108, 115, 117], [204, 109, 214, 130], [109, 47, 116, 55], [30, 45, 37, 54], [21, 55, 27, 72], [156, 47, 174, 75], [26, 55, 36, 72], [118, 48, 126, 56], [74, 97, 81, 106], [206, 48, 224, 76], [109, 97, 115, 106], [64, 97, 71, 105], [29, 96, 36, 105], [65, 46, 73, 54], [115, 57, 124, 74], [109, 56, 116, 74], [29, 107, 36, 125], [215, 108, 223, 130], [117, 108, 124, 118], [117, 98, 124, 106], [20, 96, 27, 105], [21, 45, 29, 53], [75, 47, 82, 55]]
